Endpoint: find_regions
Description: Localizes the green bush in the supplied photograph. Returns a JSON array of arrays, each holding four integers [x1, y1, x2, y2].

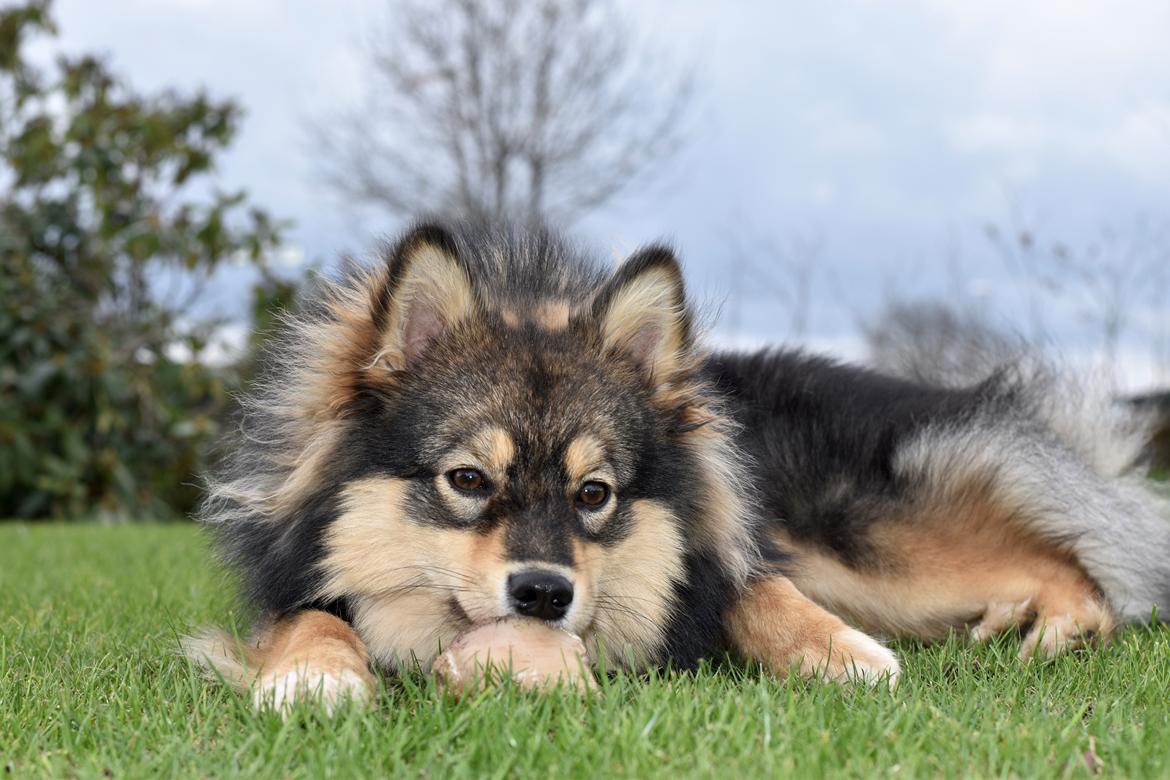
[[0, 1, 284, 519]]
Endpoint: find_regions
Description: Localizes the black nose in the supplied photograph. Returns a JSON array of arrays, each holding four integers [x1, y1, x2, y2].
[[508, 570, 574, 621]]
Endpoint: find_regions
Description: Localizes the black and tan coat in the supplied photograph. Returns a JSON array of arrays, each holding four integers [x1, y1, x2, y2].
[[186, 221, 1170, 710]]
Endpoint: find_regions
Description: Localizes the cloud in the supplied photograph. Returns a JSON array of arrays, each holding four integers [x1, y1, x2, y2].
[[46, 0, 1170, 392]]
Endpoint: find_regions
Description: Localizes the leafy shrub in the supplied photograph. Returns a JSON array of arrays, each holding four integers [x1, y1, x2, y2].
[[0, 1, 283, 519]]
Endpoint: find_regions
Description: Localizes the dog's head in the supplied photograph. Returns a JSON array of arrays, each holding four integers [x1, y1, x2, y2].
[[211, 223, 758, 669]]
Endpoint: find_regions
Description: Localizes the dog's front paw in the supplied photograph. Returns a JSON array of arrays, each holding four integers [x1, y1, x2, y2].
[[253, 666, 375, 716], [727, 575, 902, 690], [807, 626, 901, 689]]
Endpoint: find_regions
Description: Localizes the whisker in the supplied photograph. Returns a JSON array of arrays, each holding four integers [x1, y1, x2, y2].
[[389, 563, 480, 586], [593, 590, 668, 607], [594, 599, 658, 629], [364, 579, 478, 601]]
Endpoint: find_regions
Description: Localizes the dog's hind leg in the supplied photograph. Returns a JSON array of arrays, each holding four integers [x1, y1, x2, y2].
[[726, 575, 901, 687], [185, 610, 376, 714], [775, 509, 1117, 660], [894, 414, 1170, 627]]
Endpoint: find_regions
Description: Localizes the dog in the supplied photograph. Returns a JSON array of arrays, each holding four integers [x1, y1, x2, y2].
[[185, 220, 1170, 710]]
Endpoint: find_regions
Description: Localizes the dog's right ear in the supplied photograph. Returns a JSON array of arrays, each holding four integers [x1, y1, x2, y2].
[[374, 224, 476, 371]]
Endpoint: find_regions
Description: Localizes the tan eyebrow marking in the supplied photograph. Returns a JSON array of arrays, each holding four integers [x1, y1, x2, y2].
[[564, 434, 606, 484], [500, 307, 521, 328], [467, 425, 515, 477]]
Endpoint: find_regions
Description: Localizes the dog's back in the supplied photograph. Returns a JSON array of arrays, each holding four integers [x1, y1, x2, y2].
[[709, 349, 1170, 638]]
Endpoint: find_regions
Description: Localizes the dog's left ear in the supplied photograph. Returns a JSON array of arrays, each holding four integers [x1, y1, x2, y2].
[[592, 245, 692, 383]]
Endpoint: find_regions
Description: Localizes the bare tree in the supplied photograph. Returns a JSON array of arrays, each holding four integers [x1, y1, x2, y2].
[[723, 223, 824, 342], [987, 215, 1168, 391], [984, 204, 1056, 345], [864, 299, 1025, 387], [310, 0, 692, 225]]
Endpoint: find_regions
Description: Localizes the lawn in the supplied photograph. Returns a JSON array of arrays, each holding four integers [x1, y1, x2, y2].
[[2, 525, 1169, 778]]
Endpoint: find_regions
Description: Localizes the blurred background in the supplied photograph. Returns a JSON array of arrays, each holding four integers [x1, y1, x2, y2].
[[2, 0, 1167, 521]]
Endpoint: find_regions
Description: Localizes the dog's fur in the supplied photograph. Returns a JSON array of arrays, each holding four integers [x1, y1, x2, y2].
[[185, 221, 1170, 709]]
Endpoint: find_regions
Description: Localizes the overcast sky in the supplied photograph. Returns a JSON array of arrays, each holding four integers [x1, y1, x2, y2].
[[47, 0, 1170, 391]]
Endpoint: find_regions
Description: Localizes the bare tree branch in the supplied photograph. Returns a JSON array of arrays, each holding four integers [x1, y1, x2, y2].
[[987, 214, 1168, 391], [722, 221, 824, 342], [308, 0, 693, 225]]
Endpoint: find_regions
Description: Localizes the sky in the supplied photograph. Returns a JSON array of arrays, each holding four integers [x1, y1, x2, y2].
[[45, 0, 1170, 392]]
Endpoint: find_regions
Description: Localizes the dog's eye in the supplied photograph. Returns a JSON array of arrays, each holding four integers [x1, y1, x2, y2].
[[577, 481, 610, 508], [449, 468, 487, 493]]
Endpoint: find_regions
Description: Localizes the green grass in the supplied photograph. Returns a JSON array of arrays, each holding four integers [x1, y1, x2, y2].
[[2, 525, 1169, 779]]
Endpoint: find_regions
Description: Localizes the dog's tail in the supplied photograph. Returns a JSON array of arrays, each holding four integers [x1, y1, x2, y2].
[[1023, 374, 1170, 622], [181, 627, 260, 692], [901, 366, 1170, 623]]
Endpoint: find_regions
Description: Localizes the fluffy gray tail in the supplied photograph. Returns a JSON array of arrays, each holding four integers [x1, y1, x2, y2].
[[1025, 376, 1170, 621], [899, 366, 1170, 622]]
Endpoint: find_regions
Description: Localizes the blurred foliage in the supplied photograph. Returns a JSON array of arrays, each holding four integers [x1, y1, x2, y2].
[[232, 267, 305, 390], [0, 1, 284, 519]]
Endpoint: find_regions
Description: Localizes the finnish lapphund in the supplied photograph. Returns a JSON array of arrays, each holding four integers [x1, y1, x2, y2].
[[185, 221, 1170, 709]]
